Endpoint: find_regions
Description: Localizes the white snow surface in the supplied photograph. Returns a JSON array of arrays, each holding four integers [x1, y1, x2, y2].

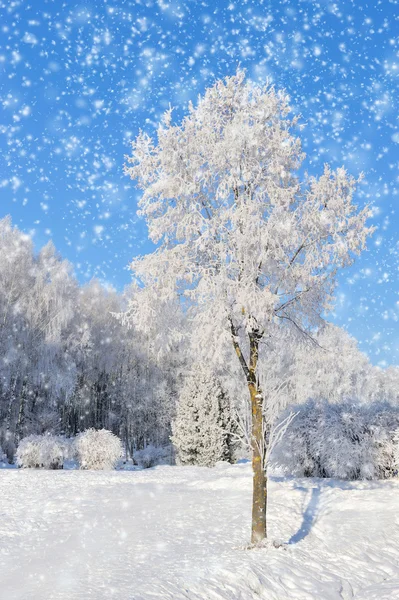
[[1, 462, 398, 600]]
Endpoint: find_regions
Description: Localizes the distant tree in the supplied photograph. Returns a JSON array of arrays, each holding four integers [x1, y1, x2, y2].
[[171, 367, 238, 467], [125, 70, 372, 542], [292, 324, 372, 406]]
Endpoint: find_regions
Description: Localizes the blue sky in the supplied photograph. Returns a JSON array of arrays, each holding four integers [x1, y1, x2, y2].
[[0, 0, 398, 365]]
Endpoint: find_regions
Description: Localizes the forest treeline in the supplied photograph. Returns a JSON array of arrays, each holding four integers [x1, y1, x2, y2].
[[0, 216, 179, 461], [1, 215, 398, 463]]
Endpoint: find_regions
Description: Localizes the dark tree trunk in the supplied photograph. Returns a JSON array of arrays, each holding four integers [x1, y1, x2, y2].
[[231, 319, 267, 543], [5, 377, 17, 433], [14, 378, 28, 447]]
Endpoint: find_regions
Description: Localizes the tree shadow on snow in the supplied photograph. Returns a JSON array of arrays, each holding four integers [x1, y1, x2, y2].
[[275, 476, 399, 546], [288, 486, 321, 545]]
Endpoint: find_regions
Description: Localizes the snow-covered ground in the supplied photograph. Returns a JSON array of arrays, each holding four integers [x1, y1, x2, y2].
[[1, 463, 398, 600]]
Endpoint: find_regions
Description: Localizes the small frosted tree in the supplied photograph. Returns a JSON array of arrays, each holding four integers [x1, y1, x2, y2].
[[124, 70, 372, 543], [171, 367, 237, 466]]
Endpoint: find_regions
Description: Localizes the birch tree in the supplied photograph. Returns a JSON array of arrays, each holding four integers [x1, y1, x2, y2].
[[124, 70, 371, 542]]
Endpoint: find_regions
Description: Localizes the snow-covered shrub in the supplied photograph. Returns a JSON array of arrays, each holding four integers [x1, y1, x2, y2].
[[16, 434, 67, 469], [272, 401, 399, 480], [16, 436, 41, 468], [74, 428, 122, 470], [171, 368, 238, 467], [134, 445, 171, 469]]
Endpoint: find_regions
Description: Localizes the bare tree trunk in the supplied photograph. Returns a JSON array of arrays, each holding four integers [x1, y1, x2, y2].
[[5, 377, 17, 433], [4, 377, 18, 461], [14, 378, 27, 447], [249, 383, 267, 543], [248, 332, 267, 544], [230, 318, 267, 543]]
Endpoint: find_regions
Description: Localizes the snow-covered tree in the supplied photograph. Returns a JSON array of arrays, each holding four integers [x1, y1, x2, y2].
[[289, 324, 372, 406], [171, 367, 237, 467], [124, 70, 373, 542]]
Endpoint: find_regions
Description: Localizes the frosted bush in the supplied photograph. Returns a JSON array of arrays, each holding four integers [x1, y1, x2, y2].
[[16, 436, 41, 468], [134, 445, 170, 469], [16, 434, 67, 469], [272, 401, 399, 480], [74, 428, 122, 470]]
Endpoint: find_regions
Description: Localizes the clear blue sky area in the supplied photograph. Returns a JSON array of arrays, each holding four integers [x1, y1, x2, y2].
[[0, 0, 398, 365]]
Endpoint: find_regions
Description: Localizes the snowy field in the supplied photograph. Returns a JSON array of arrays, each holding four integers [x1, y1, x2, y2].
[[1, 463, 399, 600]]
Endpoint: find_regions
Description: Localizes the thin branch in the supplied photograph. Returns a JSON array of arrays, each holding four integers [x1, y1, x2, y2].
[[276, 312, 323, 348], [274, 289, 310, 314], [230, 408, 252, 450], [265, 410, 298, 464]]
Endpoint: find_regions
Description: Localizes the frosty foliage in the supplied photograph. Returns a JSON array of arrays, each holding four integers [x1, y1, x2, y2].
[[16, 434, 69, 469], [256, 323, 385, 424], [74, 428, 122, 470], [125, 69, 372, 366], [171, 367, 238, 467], [272, 401, 399, 480], [290, 325, 373, 407]]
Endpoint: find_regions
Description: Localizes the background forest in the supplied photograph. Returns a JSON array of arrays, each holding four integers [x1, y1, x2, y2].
[[1, 214, 399, 465]]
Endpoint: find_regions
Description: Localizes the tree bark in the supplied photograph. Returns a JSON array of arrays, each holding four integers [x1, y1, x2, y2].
[[248, 332, 267, 544], [14, 378, 27, 447], [249, 382, 267, 543], [231, 321, 267, 543], [5, 377, 17, 433]]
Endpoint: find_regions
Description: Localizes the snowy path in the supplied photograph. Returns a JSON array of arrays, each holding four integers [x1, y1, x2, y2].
[[1, 463, 399, 599]]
